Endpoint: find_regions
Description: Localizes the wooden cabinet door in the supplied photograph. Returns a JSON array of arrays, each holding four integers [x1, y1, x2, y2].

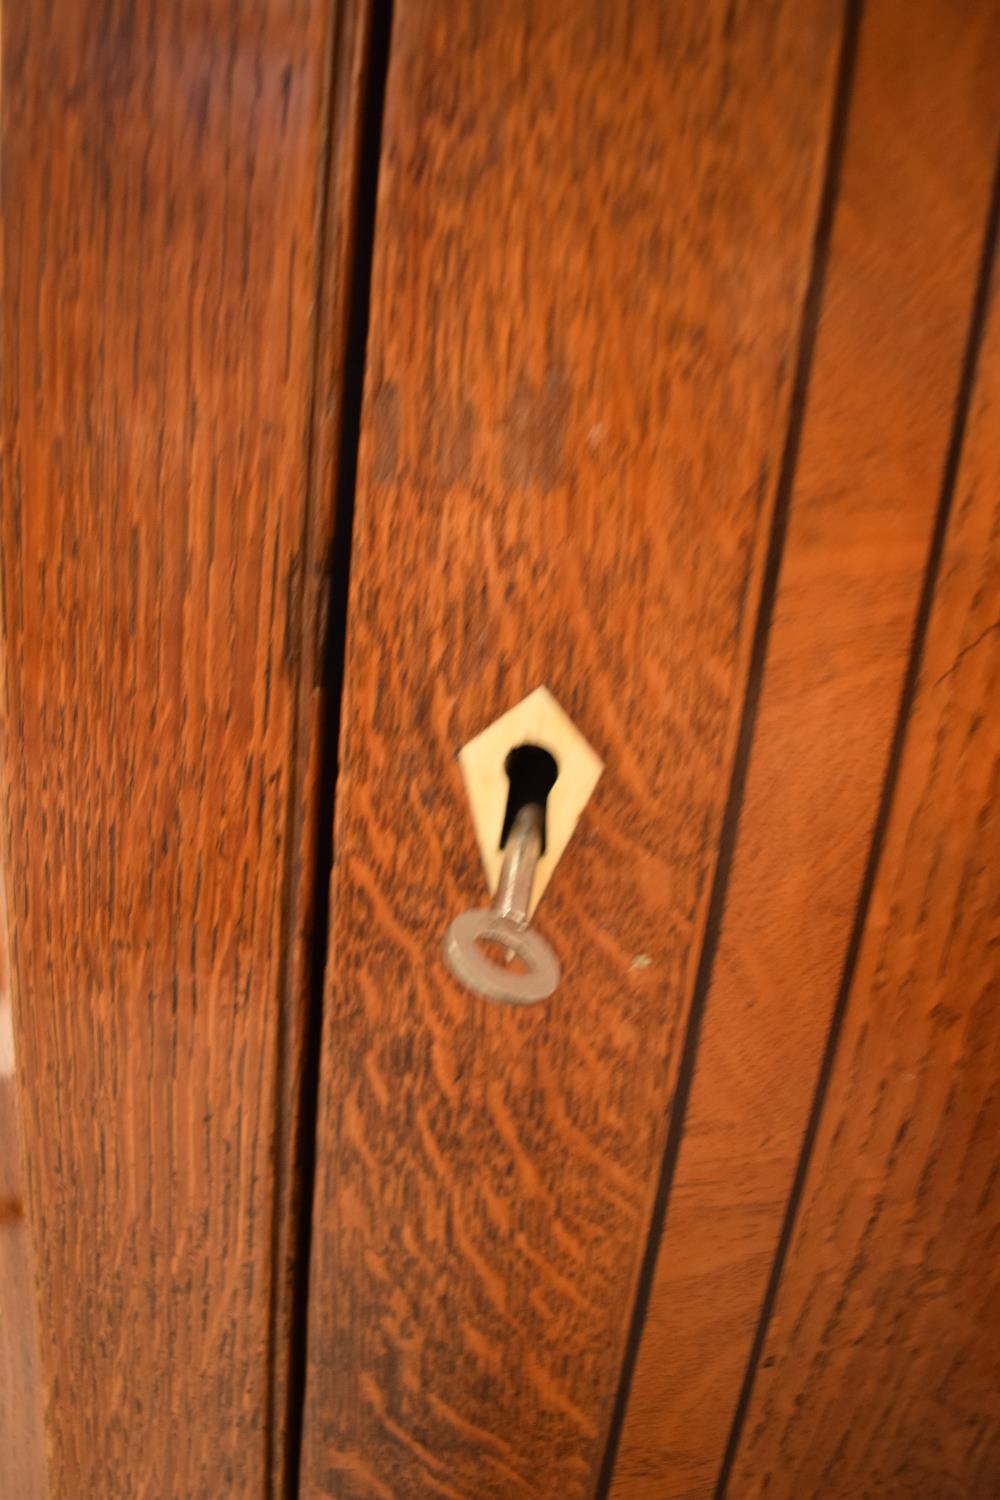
[[298, 2, 1000, 1498], [3, 1, 999, 1497], [0, 1, 373, 1495]]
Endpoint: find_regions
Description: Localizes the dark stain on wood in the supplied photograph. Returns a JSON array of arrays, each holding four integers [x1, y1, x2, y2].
[[437, 398, 475, 488], [371, 381, 401, 484], [503, 365, 571, 495]]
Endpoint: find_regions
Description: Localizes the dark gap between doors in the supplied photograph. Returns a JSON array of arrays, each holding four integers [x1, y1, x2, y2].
[[281, 3, 395, 1496]]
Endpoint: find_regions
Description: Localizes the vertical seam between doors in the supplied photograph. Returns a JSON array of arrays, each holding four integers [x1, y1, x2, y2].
[[266, 2, 396, 1495]]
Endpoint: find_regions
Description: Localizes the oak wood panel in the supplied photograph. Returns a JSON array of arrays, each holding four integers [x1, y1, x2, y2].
[[300, 2, 846, 1495], [1, 1, 358, 1493], [0, 864, 48, 1500], [730, 206, 1000, 1498], [610, 4, 1000, 1495], [0, 23, 47, 1496], [268, 2, 376, 1485]]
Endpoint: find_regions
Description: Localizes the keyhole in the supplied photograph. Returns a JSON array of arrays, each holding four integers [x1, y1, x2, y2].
[[500, 744, 559, 852]]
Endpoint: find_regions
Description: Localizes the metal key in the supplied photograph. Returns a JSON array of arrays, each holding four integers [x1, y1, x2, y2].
[[443, 802, 560, 1004]]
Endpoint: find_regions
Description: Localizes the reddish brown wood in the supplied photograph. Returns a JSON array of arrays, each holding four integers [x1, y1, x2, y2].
[[730, 241, 1000, 1498], [0, 1, 364, 1493], [610, 3, 1000, 1494], [299, 2, 846, 1495], [0, 864, 48, 1500], [269, 2, 376, 1480]]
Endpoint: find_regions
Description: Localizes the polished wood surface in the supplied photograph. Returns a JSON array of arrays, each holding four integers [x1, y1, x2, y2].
[[1, 1, 355, 1492], [610, 3, 1000, 1494], [6, 1, 995, 1491], [730, 228, 1000, 1499], [268, 0, 376, 1477], [0, 866, 48, 1500], [300, 1, 845, 1494]]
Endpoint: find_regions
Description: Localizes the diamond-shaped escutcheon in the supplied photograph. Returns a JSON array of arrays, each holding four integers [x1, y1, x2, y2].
[[457, 685, 604, 919]]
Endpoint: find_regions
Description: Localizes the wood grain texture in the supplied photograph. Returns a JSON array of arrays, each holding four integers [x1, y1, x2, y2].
[[729, 200, 1000, 1500], [610, 4, 1000, 1495], [300, 2, 845, 1495], [269, 2, 375, 1485], [0, 862, 49, 1500], [0, 1, 357, 1493]]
